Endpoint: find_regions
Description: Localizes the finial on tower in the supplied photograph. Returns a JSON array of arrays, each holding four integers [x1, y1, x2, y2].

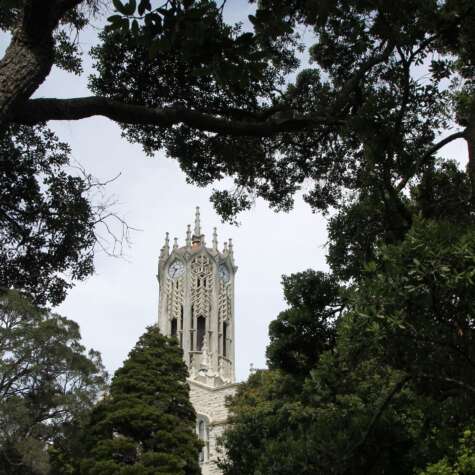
[[186, 224, 192, 247], [228, 238, 233, 256], [173, 237, 178, 250], [192, 206, 203, 246], [194, 206, 201, 236], [223, 241, 228, 254], [212, 227, 218, 251], [160, 232, 170, 260]]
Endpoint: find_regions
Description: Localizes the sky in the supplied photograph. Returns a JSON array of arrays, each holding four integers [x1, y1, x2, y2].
[[1, 1, 468, 382]]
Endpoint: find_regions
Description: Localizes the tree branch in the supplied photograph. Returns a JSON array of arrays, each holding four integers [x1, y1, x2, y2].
[[331, 41, 395, 115], [11, 96, 343, 137], [343, 374, 411, 469], [419, 373, 475, 395], [396, 130, 467, 191]]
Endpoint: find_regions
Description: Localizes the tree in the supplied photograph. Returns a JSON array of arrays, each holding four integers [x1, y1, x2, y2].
[[0, 1, 473, 301], [221, 351, 427, 474], [0, 290, 107, 474], [79, 326, 201, 475], [0, 123, 132, 305], [266, 270, 342, 377], [1, 0, 473, 219], [221, 180, 475, 473], [419, 429, 475, 475], [327, 159, 475, 282]]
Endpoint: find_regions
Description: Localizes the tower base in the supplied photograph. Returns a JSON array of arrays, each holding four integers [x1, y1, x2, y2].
[[189, 379, 238, 475]]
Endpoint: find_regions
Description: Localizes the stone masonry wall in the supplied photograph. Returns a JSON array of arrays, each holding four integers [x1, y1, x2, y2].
[[189, 380, 238, 475]]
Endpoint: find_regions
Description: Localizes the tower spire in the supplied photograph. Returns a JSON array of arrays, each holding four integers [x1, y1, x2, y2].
[[186, 224, 192, 247], [212, 227, 218, 251], [192, 206, 203, 246], [159, 232, 170, 260]]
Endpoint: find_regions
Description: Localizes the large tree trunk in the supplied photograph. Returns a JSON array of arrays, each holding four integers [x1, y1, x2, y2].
[[0, 27, 54, 127], [0, 0, 86, 128]]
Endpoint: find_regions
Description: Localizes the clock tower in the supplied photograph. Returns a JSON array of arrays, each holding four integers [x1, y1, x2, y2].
[[157, 207, 238, 474]]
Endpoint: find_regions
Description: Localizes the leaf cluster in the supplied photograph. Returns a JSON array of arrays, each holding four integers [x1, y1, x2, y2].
[[0, 125, 96, 305]]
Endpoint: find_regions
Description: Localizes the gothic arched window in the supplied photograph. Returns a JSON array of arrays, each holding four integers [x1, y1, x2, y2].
[[223, 321, 228, 357], [197, 316, 206, 351], [197, 416, 209, 463]]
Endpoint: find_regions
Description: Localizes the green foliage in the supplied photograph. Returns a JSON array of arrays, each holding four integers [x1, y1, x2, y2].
[[79, 326, 201, 475], [222, 191, 475, 474], [0, 125, 97, 305], [99, 0, 473, 223], [1, 1, 473, 470], [354, 217, 475, 399], [92, 0, 297, 223], [221, 351, 426, 474], [327, 159, 474, 282], [412, 160, 474, 225], [0, 290, 107, 475], [3, 0, 473, 304], [266, 270, 341, 376], [420, 429, 475, 475]]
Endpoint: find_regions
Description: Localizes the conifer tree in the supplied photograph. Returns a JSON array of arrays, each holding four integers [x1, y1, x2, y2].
[[80, 326, 201, 475]]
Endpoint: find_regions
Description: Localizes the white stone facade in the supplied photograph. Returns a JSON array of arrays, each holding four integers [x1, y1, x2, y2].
[[157, 208, 237, 474], [189, 380, 238, 474]]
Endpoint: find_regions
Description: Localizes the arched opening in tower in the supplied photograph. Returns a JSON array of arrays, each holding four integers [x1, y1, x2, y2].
[[197, 316, 206, 351], [171, 318, 177, 338], [223, 321, 228, 357], [197, 417, 208, 462]]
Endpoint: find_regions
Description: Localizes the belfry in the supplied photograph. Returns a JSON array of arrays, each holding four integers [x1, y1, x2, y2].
[[157, 207, 238, 474]]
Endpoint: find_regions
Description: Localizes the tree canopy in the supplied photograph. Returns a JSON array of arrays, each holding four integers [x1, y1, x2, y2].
[[0, 290, 107, 474], [78, 326, 201, 475], [220, 170, 475, 473], [0, 0, 473, 301]]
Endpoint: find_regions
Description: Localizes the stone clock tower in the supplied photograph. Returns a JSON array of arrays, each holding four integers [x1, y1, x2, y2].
[[157, 207, 238, 474]]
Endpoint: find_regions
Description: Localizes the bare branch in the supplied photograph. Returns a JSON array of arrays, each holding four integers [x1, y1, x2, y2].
[[71, 164, 138, 258]]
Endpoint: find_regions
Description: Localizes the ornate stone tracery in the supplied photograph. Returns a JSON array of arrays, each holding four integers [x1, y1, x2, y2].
[[191, 254, 213, 319], [166, 274, 184, 335], [218, 279, 232, 323]]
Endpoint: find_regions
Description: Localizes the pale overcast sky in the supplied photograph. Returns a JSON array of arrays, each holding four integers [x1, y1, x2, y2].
[[1, 1, 467, 381]]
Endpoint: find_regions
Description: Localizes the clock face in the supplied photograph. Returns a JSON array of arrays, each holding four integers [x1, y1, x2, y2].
[[219, 264, 230, 282], [168, 260, 184, 279]]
